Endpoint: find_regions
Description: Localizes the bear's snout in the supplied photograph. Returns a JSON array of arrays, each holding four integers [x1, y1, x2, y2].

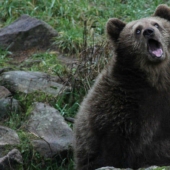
[[143, 28, 154, 38]]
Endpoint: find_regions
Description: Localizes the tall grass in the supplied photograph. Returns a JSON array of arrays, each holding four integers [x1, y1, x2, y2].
[[0, 0, 169, 52]]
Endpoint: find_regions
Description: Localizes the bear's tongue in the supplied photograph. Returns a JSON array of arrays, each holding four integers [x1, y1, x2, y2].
[[148, 39, 163, 57]]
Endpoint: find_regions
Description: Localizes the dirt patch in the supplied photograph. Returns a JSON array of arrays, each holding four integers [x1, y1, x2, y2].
[[8, 47, 43, 64]]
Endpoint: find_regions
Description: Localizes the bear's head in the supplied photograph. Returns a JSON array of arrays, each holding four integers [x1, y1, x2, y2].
[[107, 4, 170, 69]]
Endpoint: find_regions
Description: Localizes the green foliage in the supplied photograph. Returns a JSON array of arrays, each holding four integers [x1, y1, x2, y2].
[[14, 91, 58, 112], [0, 49, 12, 67], [56, 94, 80, 117], [5, 111, 22, 130], [0, 0, 169, 53]]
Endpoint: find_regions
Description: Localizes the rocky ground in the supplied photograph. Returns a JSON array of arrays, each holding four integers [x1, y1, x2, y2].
[[0, 14, 74, 170]]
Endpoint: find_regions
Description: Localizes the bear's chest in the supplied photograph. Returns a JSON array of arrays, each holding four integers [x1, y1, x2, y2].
[[112, 88, 170, 138], [139, 90, 170, 133]]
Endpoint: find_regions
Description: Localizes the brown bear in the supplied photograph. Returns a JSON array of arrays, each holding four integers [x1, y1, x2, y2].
[[74, 4, 170, 170]]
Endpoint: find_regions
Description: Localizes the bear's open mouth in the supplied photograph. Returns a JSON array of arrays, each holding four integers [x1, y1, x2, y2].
[[147, 39, 163, 58]]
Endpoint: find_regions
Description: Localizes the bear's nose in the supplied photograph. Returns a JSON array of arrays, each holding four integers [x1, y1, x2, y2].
[[143, 28, 154, 37]]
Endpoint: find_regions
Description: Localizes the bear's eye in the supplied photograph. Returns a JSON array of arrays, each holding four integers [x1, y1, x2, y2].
[[154, 23, 159, 28], [136, 29, 141, 35]]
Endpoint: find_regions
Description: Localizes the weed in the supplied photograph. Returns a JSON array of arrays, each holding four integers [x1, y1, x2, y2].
[[5, 111, 22, 129], [0, 49, 12, 67], [29, 52, 67, 75]]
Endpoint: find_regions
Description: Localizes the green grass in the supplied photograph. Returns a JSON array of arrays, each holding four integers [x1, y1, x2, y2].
[[29, 52, 67, 75], [0, 48, 12, 67], [1, 0, 170, 169], [0, 0, 169, 53]]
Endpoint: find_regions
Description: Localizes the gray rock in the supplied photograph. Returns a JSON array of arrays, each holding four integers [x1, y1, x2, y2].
[[0, 149, 23, 170], [27, 102, 73, 158], [0, 126, 20, 167], [0, 71, 69, 96], [96, 166, 169, 170], [0, 14, 57, 51], [96, 167, 132, 170], [0, 126, 20, 148], [0, 98, 20, 118], [143, 166, 160, 170], [0, 85, 20, 119], [0, 86, 11, 98]]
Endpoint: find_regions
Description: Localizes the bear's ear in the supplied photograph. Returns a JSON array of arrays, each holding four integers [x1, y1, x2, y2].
[[154, 4, 170, 21], [106, 18, 126, 43]]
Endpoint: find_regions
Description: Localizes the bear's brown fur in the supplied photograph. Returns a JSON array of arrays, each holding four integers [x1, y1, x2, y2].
[[74, 4, 170, 170]]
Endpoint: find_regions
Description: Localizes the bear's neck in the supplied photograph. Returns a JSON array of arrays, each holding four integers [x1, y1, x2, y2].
[[112, 53, 170, 91], [113, 61, 148, 90]]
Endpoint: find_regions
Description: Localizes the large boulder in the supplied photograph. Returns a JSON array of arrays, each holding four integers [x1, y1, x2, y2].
[[0, 71, 69, 96], [26, 102, 73, 158], [0, 14, 58, 51]]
